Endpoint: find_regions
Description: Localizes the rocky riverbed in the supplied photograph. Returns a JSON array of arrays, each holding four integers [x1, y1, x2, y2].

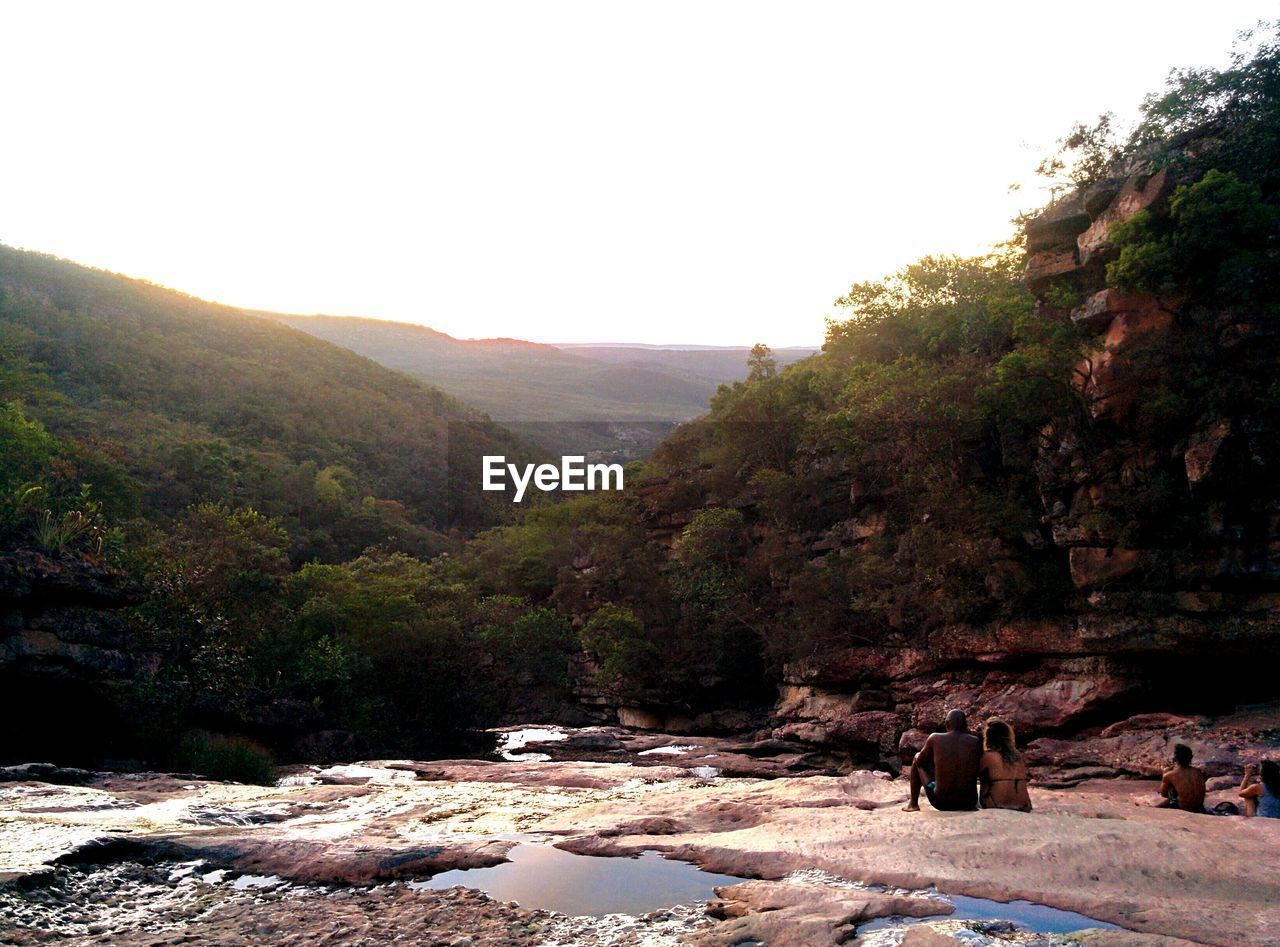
[[2, 735, 1278, 946]]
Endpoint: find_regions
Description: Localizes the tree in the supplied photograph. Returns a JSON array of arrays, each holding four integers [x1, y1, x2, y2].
[[579, 603, 657, 697], [747, 343, 777, 381]]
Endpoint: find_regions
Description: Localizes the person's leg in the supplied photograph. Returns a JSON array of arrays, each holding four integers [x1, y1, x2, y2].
[[903, 754, 932, 812], [926, 785, 977, 811], [923, 781, 941, 810]]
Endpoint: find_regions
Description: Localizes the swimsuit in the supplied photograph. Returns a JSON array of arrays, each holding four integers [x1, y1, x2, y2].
[[924, 781, 977, 812], [981, 776, 1031, 812]]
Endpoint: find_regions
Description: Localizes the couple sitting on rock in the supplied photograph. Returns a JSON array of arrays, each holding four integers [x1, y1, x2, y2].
[[1154, 745, 1280, 818], [902, 709, 1031, 813]]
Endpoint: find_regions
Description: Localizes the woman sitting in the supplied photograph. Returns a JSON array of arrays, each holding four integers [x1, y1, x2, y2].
[[1239, 760, 1280, 818], [979, 717, 1032, 812]]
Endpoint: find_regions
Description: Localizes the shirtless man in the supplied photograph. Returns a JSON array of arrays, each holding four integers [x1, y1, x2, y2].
[[902, 709, 983, 812], [1158, 744, 1206, 812]]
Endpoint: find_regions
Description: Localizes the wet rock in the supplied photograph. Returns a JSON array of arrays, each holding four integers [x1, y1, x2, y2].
[[0, 764, 102, 786], [692, 879, 950, 947]]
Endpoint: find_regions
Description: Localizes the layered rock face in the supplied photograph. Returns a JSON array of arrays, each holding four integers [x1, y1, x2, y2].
[[0, 549, 150, 763], [630, 146, 1280, 776]]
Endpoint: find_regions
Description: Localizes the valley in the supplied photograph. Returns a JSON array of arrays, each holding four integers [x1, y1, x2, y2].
[[273, 314, 816, 458], [2, 22, 1280, 947]]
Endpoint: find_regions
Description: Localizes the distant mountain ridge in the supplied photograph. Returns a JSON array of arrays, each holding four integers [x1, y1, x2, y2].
[[274, 314, 817, 457]]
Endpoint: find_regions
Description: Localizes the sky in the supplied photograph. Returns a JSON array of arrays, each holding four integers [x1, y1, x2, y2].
[[1, 3, 1272, 346]]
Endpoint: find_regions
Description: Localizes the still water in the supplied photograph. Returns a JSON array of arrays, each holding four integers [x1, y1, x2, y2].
[[412, 843, 742, 916]]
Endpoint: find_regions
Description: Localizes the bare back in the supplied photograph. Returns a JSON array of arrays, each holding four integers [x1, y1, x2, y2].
[[922, 730, 982, 809], [1161, 765, 1206, 812], [979, 751, 1032, 811]]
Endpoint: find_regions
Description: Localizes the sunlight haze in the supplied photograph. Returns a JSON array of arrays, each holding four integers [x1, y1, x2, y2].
[[1, 1, 1270, 345]]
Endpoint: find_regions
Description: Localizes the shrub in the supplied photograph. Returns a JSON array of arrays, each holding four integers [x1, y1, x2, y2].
[[579, 603, 658, 697], [176, 730, 275, 785]]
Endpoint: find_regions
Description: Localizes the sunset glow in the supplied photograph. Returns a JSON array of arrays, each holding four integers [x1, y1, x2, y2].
[[1, 1, 1270, 345]]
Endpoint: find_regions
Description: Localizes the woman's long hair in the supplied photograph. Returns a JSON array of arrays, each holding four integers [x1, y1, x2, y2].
[[1262, 759, 1280, 796], [983, 717, 1021, 765]]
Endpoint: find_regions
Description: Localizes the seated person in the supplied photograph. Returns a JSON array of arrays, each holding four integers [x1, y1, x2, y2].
[[1239, 760, 1280, 818], [1158, 744, 1206, 813], [903, 709, 982, 812], [978, 717, 1032, 812]]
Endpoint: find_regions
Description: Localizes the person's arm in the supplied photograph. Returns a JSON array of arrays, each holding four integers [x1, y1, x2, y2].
[[978, 753, 995, 804], [1158, 771, 1173, 799], [916, 734, 935, 771], [1240, 764, 1261, 798]]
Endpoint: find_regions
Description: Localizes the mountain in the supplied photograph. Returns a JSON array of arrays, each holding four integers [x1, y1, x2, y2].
[[432, 46, 1280, 773], [0, 245, 532, 563], [273, 314, 816, 457]]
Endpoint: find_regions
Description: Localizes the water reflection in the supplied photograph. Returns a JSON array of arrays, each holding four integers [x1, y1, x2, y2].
[[411, 843, 741, 916]]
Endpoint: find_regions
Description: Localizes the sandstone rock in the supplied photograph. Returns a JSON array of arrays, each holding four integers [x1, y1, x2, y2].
[[1024, 247, 1080, 295], [775, 687, 905, 751], [616, 707, 664, 730], [1068, 547, 1147, 589], [785, 647, 941, 686], [1100, 713, 1203, 737], [1077, 166, 1173, 267], [693, 879, 950, 947], [1082, 175, 1126, 218], [1069, 288, 1151, 333], [1184, 418, 1233, 487], [897, 728, 928, 763], [1029, 703, 1280, 779], [1074, 302, 1173, 420], [896, 664, 1132, 736], [1025, 206, 1092, 253]]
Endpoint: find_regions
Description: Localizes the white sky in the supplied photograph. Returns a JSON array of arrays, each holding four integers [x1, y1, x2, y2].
[[1, 2, 1271, 346]]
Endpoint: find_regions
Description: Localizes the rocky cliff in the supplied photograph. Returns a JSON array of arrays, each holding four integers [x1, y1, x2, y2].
[[610, 137, 1280, 779], [0, 549, 151, 764]]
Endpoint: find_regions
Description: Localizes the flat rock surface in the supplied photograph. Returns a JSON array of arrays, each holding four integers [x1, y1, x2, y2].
[[1, 759, 1276, 945]]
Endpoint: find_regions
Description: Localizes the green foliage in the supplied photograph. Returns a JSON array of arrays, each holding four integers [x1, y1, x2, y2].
[[279, 552, 488, 754], [0, 403, 124, 558], [644, 249, 1079, 661], [1108, 170, 1280, 305], [1042, 22, 1280, 189], [579, 603, 657, 697], [0, 245, 531, 563], [176, 730, 275, 785], [747, 343, 777, 381], [0, 401, 57, 491], [474, 597, 576, 687], [33, 504, 103, 557], [1036, 113, 1123, 189]]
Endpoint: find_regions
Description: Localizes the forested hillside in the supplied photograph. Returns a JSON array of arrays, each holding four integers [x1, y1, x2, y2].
[[0, 249, 536, 769], [432, 27, 1280, 750], [3, 28, 1276, 779], [0, 248, 530, 563]]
